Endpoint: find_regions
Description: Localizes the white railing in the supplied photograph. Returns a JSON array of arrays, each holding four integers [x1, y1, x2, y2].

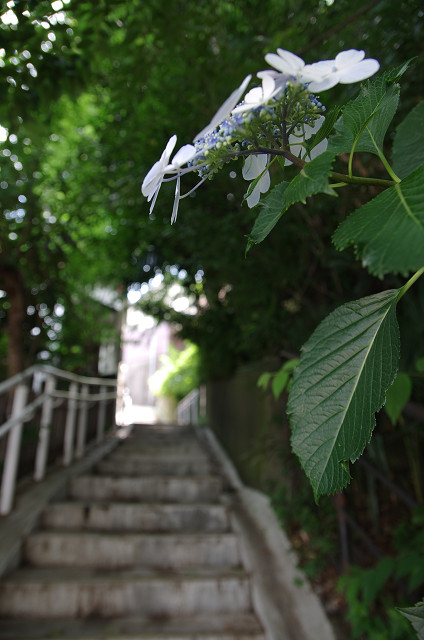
[[177, 388, 205, 426], [0, 364, 117, 515]]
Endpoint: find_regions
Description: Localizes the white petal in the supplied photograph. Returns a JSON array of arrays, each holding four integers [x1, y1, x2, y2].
[[244, 86, 264, 105], [307, 74, 340, 92], [303, 115, 325, 139], [265, 49, 305, 76], [242, 154, 267, 180], [142, 160, 161, 196], [276, 49, 305, 73], [149, 184, 161, 214], [246, 182, 262, 208], [170, 144, 196, 168], [162, 135, 177, 162], [142, 134, 177, 196], [194, 74, 251, 141], [301, 60, 334, 82], [338, 59, 380, 83], [257, 170, 270, 193], [171, 175, 181, 224], [335, 49, 365, 69], [264, 52, 287, 73], [257, 69, 281, 81], [262, 74, 275, 99], [308, 137, 328, 161]]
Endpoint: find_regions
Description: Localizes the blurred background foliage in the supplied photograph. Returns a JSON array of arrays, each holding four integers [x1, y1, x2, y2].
[[1, 1, 424, 636], [1, 0, 423, 379]]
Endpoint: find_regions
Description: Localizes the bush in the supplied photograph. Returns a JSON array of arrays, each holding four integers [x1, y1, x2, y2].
[[148, 341, 200, 401]]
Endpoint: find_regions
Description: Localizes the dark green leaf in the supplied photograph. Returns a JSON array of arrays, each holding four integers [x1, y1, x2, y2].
[[416, 357, 424, 373], [328, 77, 399, 156], [392, 101, 424, 179], [247, 151, 336, 249], [287, 290, 400, 500], [397, 599, 424, 640], [383, 58, 416, 84], [384, 372, 412, 424], [246, 181, 289, 252], [333, 164, 424, 277]]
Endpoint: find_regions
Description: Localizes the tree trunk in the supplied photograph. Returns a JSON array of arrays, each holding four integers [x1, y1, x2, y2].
[[1, 266, 26, 377]]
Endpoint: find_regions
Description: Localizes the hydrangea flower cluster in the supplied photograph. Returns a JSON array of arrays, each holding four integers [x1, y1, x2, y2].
[[141, 48, 379, 221]]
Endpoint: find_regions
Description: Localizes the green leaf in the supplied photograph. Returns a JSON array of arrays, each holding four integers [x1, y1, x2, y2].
[[246, 151, 336, 249], [328, 77, 399, 157], [287, 289, 400, 500], [246, 181, 289, 252], [333, 164, 424, 277], [416, 357, 424, 373], [307, 105, 341, 150], [397, 599, 424, 640], [384, 372, 412, 424], [257, 372, 272, 390], [383, 58, 416, 84], [271, 358, 299, 399], [392, 101, 424, 179]]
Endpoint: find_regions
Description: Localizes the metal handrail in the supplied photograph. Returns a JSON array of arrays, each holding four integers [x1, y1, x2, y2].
[[177, 388, 201, 426], [0, 364, 117, 396], [0, 394, 46, 439], [0, 364, 118, 515]]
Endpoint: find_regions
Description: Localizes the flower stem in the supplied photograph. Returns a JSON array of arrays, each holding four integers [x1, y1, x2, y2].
[[398, 266, 424, 301]]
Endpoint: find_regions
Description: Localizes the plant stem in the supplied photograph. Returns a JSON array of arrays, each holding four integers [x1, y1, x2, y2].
[[398, 265, 424, 300], [330, 171, 395, 188], [376, 148, 401, 183]]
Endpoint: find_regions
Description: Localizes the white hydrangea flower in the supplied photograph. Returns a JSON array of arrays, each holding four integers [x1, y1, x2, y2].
[[142, 137, 196, 215], [285, 116, 327, 165], [304, 49, 380, 92], [165, 144, 197, 172], [264, 49, 306, 78], [194, 74, 251, 141], [142, 135, 177, 213], [232, 74, 280, 115], [242, 154, 271, 208]]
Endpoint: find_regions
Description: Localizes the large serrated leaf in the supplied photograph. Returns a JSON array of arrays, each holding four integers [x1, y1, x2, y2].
[[392, 101, 424, 179], [328, 77, 399, 156], [397, 600, 424, 639], [246, 181, 289, 251], [287, 290, 400, 500], [332, 164, 424, 277], [246, 151, 336, 249]]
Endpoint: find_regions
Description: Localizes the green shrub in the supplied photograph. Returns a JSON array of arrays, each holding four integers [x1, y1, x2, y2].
[[148, 341, 200, 401]]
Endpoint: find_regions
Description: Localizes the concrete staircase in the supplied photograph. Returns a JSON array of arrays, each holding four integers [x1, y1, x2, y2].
[[0, 424, 266, 639]]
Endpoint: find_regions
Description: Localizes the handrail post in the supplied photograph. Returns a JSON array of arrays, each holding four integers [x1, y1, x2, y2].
[[75, 384, 89, 459], [34, 376, 56, 481], [96, 386, 107, 443], [63, 382, 78, 466], [0, 384, 29, 515]]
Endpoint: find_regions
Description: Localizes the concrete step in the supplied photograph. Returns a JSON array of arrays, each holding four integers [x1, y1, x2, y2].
[[0, 568, 252, 618], [24, 532, 241, 570], [123, 426, 201, 448], [97, 454, 212, 477], [69, 475, 223, 503], [116, 443, 208, 457], [0, 612, 265, 639], [41, 502, 231, 532]]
